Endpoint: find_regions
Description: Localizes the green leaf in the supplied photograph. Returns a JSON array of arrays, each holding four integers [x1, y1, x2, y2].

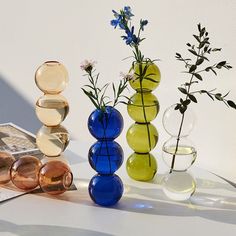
[[188, 49, 198, 56], [199, 41, 205, 49], [210, 68, 217, 75], [207, 93, 214, 101], [189, 65, 197, 73], [175, 103, 181, 110], [178, 87, 188, 94], [212, 48, 221, 52], [215, 93, 223, 101], [200, 27, 205, 37], [196, 58, 204, 65], [227, 100, 236, 109], [145, 77, 159, 83], [193, 34, 201, 42], [193, 73, 203, 81], [223, 91, 230, 98], [189, 94, 197, 103], [176, 53, 181, 58], [197, 23, 201, 32], [183, 99, 191, 106], [217, 61, 226, 67], [179, 105, 187, 114]]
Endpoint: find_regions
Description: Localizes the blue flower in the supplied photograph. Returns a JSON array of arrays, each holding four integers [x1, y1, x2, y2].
[[111, 17, 121, 29], [112, 10, 119, 18], [111, 10, 125, 29], [140, 19, 148, 31], [124, 6, 134, 20], [122, 26, 138, 45]]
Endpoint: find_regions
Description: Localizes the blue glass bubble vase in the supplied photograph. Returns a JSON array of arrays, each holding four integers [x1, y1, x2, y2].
[[87, 106, 124, 206]]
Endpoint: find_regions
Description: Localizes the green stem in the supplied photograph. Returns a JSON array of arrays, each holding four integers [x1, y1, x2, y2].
[[139, 67, 152, 166], [98, 111, 112, 174], [170, 47, 201, 173]]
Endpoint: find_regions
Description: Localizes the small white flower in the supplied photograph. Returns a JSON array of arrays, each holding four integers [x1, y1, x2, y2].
[[80, 60, 97, 72], [120, 71, 135, 82]]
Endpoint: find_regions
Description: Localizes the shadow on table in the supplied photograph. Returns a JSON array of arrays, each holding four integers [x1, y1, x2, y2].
[[0, 75, 41, 134], [43, 176, 236, 226], [0, 220, 113, 236]]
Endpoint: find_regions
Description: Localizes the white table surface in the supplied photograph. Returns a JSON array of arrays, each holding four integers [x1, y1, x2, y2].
[[0, 140, 235, 236]]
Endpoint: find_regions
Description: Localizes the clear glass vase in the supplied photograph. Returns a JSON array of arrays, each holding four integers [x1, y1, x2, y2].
[[162, 104, 197, 201]]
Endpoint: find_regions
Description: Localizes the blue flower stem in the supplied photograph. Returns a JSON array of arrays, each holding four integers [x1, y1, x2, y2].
[[139, 64, 152, 167]]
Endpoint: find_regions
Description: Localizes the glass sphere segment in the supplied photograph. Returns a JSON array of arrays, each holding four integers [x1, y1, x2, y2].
[[129, 62, 161, 92], [126, 123, 158, 153], [89, 141, 123, 174], [162, 137, 197, 171], [88, 106, 123, 140], [127, 92, 159, 123], [10, 155, 41, 190], [36, 94, 69, 126], [163, 104, 196, 137], [89, 174, 123, 206], [0, 152, 15, 184], [162, 171, 196, 201], [35, 61, 68, 94], [39, 161, 73, 195], [36, 125, 69, 156], [126, 152, 157, 181]]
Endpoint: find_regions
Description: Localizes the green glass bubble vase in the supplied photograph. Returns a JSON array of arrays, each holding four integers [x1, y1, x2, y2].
[[126, 62, 161, 181]]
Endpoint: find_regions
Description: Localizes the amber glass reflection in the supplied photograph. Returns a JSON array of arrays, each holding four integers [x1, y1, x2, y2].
[[39, 160, 73, 195], [0, 152, 15, 184], [35, 61, 69, 94], [36, 94, 69, 126], [10, 155, 42, 190], [36, 125, 69, 156]]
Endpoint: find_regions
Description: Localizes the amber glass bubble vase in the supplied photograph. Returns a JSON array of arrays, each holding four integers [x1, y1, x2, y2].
[[35, 61, 73, 195], [126, 62, 161, 181]]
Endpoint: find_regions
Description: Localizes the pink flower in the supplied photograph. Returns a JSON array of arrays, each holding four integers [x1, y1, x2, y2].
[[80, 60, 97, 73], [120, 71, 135, 82]]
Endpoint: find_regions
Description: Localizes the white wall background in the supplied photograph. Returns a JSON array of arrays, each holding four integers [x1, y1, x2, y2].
[[0, 0, 235, 182]]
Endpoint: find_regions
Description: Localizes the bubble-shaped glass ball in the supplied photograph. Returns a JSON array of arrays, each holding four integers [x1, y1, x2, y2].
[[129, 62, 161, 92], [162, 171, 196, 201], [35, 61, 68, 94], [0, 152, 15, 184], [88, 106, 123, 140], [126, 123, 158, 153], [163, 104, 196, 137], [36, 94, 69, 126], [10, 155, 42, 190], [89, 140, 123, 174], [89, 174, 123, 206], [127, 92, 159, 123], [36, 125, 69, 157], [39, 160, 73, 195], [162, 137, 197, 171], [126, 152, 157, 181]]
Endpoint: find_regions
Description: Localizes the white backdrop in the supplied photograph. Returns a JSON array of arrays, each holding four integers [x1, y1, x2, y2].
[[0, 0, 235, 182]]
